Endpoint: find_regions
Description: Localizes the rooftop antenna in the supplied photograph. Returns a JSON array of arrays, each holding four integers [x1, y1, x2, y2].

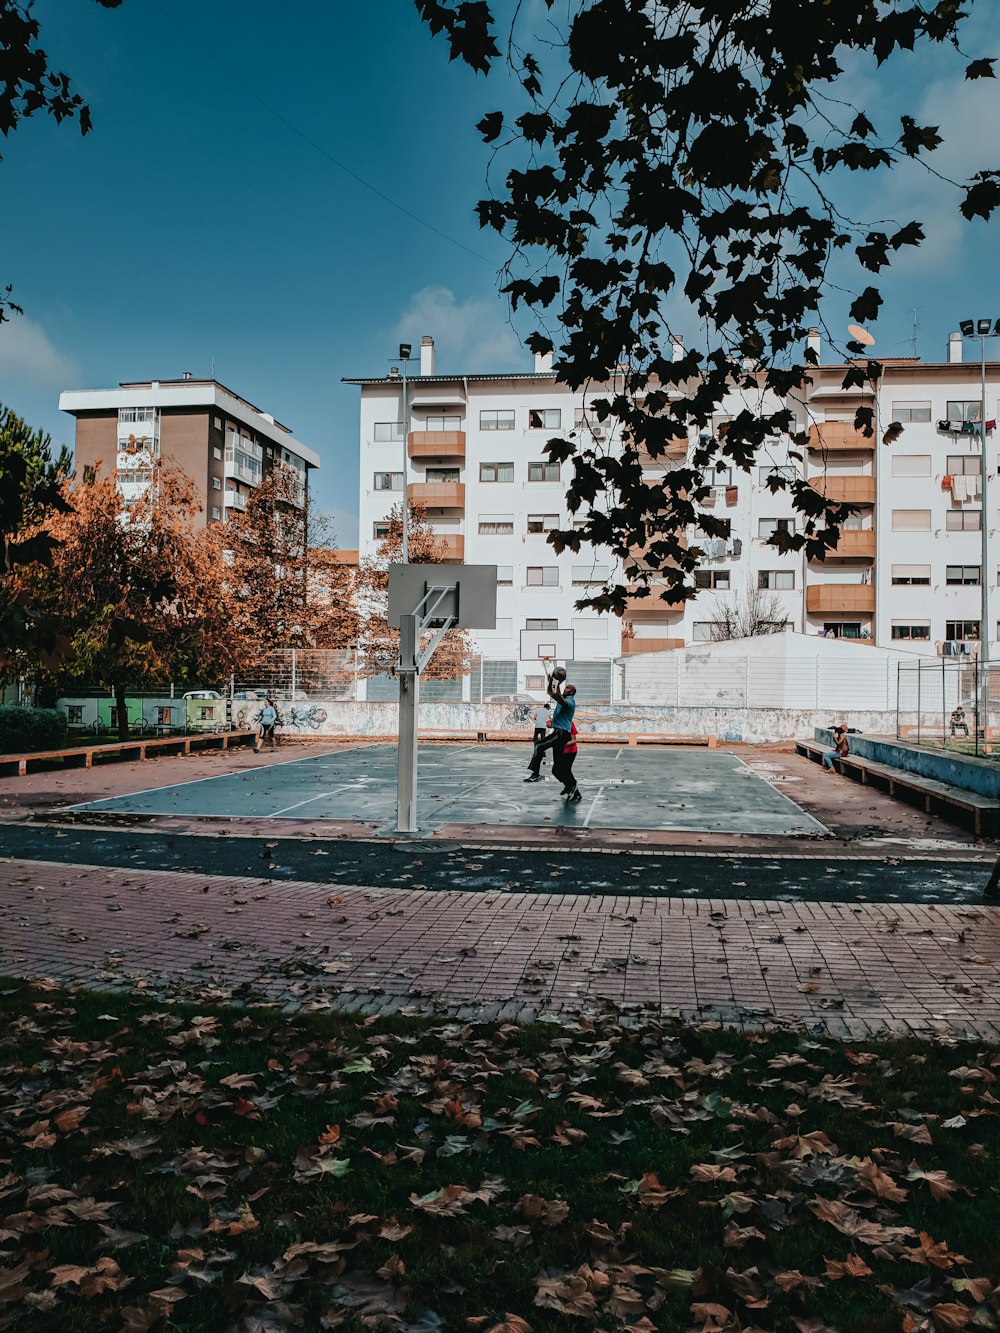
[[211, 354, 216, 380], [909, 307, 921, 358]]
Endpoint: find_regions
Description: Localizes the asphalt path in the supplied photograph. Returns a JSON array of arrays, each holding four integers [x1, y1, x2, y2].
[[0, 823, 994, 905]]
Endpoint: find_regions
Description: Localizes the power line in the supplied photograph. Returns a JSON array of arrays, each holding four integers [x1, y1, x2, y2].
[[146, 0, 495, 266]]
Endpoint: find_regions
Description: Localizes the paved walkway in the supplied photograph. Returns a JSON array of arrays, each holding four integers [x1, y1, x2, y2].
[[2, 856, 999, 1040]]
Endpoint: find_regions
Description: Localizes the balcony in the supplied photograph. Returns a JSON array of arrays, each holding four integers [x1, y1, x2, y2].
[[224, 456, 261, 486], [806, 584, 875, 615], [224, 490, 246, 512], [436, 534, 465, 562], [620, 637, 685, 654], [624, 588, 681, 617], [807, 422, 875, 452], [825, 529, 876, 561], [408, 430, 466, 460], [407, 481, 465, 509], [809, 475, 875, 506]]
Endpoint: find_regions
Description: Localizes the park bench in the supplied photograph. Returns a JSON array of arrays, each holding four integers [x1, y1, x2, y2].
[[796, 738, 998, 836], [0, 730, 257, 777]]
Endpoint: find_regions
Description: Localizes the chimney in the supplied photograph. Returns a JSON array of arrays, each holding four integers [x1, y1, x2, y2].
[[182, 370, 192, 380], [671, 334, 684, 362], [805, 328, 821, 362], [420, 335, 435, 376], [948, 331, 963, 363], [533, 349, 554, 373]]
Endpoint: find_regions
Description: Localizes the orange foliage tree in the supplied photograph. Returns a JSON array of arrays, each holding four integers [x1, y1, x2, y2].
[[354, 502, 473, 682]]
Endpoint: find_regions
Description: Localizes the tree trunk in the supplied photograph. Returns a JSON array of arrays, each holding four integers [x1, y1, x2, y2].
[[114, 681, 129, 742]]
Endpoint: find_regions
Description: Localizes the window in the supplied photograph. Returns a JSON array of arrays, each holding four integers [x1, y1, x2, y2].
[[526, 566, 559, 586], [374, 471, 404, 491], [480, 462, 514, 482], [823, 622, 862, 639], [213, 416, 223, 430], [891, 623, 931, 640], [711, 465, 734, 485], [66, 705, 83, 725], [694, 570, 731, 590], [425, 467, 460, 483], [480, 410, 515, 431], [117, 407, 154, 424], [213, 446, 222, 460], [891, 454, 931, 477], [374, 522, 391, 539], [892, 509, 931, 531], [946, 565, 981, 585], [891, 402, 932, 422], [758, 517, 795, 538], [572, 564, 611, 586], [947, 619, 981, 641], [527, 514, 559, 533], [892, 565, 931, 585], [946, 455, 981, 475], [496, 566, 513, 586], [528, 408, 561, 429], [424, 415, 462, 431], [758, 570, 795, 590], [211, 506, 221, 520], [528, 461, 561, 482], [525, 675, 546, 690], [946, 510, 981, 531], [525, 618, 558, 630], [692, 622, 716, 641], [758, 465, 795, 484], [373, 422, 405, 441], [572, 617, 608, 640], [478, 515, 514, 535], [946, 400, 982, 423]]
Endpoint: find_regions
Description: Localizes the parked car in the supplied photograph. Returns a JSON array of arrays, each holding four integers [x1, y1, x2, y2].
[[183, 690, 221, 700], [486, 693, 543, 704]]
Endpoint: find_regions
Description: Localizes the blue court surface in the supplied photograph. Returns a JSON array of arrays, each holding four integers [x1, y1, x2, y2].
[[68, 743, 828, 837]]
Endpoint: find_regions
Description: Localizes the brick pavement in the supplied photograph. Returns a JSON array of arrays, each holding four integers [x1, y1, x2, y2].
[[1, 856, 999, 1040]]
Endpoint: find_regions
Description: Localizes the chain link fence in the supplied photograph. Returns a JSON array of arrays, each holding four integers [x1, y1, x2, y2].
[[896, 658, 1000, 757]]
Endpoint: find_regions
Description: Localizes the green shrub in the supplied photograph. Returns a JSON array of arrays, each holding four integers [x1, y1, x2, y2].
[[0, 706, 69, 753]]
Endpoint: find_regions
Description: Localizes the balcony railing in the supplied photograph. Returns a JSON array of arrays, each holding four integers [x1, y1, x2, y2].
[[807, 421, 875, 451], [809, 475, 876, 505], [826, 529, 876, 560], [623, 588, 682, 617], [224, 490, 246, 512], [407, 481, 465, 508], [224, 456, 261, 486], [805, 583, 875, 614], [436, 534, 465, 562], [408, 430, 466, 459], [620, 637, 685, 654]]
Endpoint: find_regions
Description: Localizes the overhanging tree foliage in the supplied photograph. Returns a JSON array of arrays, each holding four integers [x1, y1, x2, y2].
[[415, 0, 999, 610]]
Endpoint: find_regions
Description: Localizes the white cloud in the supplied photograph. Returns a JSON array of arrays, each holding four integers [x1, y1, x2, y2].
[[390, 285, 527, 373], [0, 314, 77, 389]]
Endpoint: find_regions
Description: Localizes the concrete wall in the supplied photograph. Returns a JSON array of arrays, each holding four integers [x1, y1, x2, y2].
[[815, 727, 1000, 797]]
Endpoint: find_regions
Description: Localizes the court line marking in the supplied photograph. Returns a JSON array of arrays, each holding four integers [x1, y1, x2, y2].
[[267, 783, 361, 818], [582, 785, 606, 827], [730, 751, 830, 835]]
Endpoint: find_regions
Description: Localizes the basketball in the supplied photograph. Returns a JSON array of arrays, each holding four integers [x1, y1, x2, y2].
[[553, 666, 567, 681]]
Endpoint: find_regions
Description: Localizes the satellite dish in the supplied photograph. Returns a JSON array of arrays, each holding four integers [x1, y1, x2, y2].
[[847, 324, 875, 347]]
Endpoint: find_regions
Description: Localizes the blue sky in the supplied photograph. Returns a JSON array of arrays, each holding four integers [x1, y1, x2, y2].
[[1, 1, 998, 547]]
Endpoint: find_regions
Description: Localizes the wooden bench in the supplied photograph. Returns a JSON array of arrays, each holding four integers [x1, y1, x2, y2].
[[796, 739, 998, 836], [0, 730, 257, 777], [897, 724, 997, 742]]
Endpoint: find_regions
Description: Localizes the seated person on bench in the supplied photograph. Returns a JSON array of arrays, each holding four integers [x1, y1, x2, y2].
[[950, 705, 970, 738], [822, 724, 850, 772]]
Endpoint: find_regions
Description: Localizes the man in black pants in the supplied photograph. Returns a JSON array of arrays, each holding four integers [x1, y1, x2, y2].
[[525, 668, 576, 782]]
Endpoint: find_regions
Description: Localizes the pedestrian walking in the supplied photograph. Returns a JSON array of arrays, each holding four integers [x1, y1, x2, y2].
[[553, 719, 581, 802], [531, 701, 551, 765], [525, 667, 576, 782], [255, 698, 279, 754], [822, 724, 849, 772]]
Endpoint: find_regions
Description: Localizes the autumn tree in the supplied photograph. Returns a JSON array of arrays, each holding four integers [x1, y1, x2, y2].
[[0, 404, 72, 681], [41, 463, 240, 740], [224, 465, 358, 655], [416, 0, 999, 609], [355, 502, 473, 681]]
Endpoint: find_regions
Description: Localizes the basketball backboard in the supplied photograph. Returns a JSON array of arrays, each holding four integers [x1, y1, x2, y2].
[[520, 628, 575, 662], [387, 564, 497, 629]]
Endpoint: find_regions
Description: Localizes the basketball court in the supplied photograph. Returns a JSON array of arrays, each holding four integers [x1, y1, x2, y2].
[[67, 742, 828, 836]]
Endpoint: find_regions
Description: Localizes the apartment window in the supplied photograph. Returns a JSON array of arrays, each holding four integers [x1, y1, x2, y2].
[[479, 515, 515, 535], [374, 522, 391, 539], [892, 509, 931, 531], [692, 622, 716, 642], [480, 461, 514, 482], [758, 517, 795, 539], [758, 570, 795, 590], [891, 623, 931, 640], [946, 400, 982, 423], [711, 465, 735, 485], [573, 407, 592, 425], [213, 446, 222, 460], [758, 465, 795, 484], [373, 422, 405, 441], [823, 622, 862, 639], [528, 461, 561, 482], [213, 416, 223, 430], [526, 566, 559, 586], [66, 705, 83, 725], [572, 564, 611, 586], [528, 408, 561, 429], [527, 514, 559, 533], [425, 467, 461, 483], [424, 415, 462, 431], [946, 510, 981, 531], [891, 401, 932, 422], [212, 477, 221, 490], [525, 675, 546, 690], [947, 619, 981, 641], [496, 566, 513, 586], [526, 618, 559, 631], [891, 454, 931, 477], [946, 565, 981, 585], [892, 565, 931, 585], [480, 410, 515, 431], [211, 507, 221, 520], [374, 471, 404, 491], [117, 407, 154, 424], [946, 455, 981, 475], [695, 570, 731, 590]]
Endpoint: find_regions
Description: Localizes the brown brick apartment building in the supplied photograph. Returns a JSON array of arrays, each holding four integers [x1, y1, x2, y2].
[[59, 376, 321, 525]]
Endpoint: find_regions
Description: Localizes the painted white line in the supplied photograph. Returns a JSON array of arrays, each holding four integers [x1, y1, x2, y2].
[[730, 751, 829, 835], [582, 784, 606, 828], [267, 783, 358, 818], [615, 747, 623, 760]]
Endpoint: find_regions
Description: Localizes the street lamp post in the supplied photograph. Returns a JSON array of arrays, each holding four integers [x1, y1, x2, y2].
[[958, 318, 1000, 728]]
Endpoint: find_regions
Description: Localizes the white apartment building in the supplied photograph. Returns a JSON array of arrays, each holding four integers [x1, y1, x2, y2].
[[347, 331, 1000, 699]]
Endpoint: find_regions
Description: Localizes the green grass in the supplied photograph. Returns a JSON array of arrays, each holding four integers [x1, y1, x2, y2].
[[0, 980, 997, 1331]]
